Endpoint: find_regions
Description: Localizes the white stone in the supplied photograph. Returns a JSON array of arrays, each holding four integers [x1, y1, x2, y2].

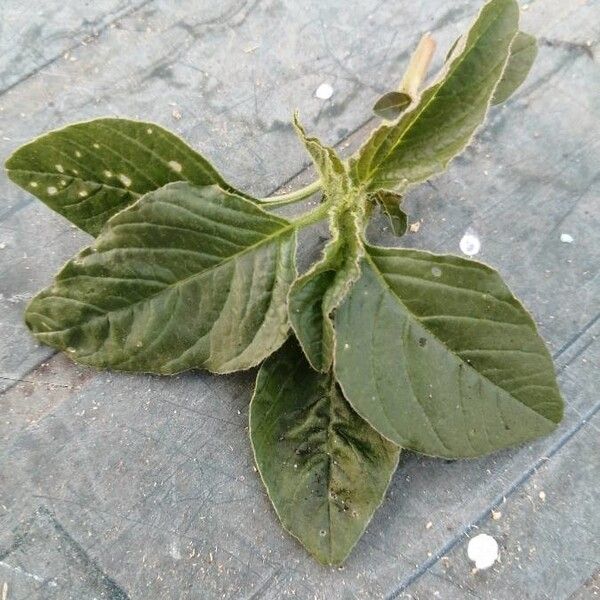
[[467, 533, 499, 570], [315, 83, 333, 100]]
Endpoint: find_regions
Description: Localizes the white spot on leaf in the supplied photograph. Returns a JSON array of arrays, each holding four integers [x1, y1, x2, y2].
[[79, 190, 88, 197], [459, 228, 481, 256], [147, 128, 153, 134], [118, 174, 132, 187], [315, 83, 333, 100], [168, 160, 183, 173], [47, 186, 58, 195], [431, 266, 442, 277], [55, 164, 64, 173], [104, 170, 113, 178], [29, 181, 38, 188], [93, 143, 100, 149], [75, 150, 82, 158], [467, 534, 499, 570]]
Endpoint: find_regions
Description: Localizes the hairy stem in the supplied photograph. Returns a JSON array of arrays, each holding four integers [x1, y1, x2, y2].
[[257, 179, 322, 208]]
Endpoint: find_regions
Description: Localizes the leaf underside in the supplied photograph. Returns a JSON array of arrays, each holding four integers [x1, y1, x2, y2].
[[334, 245, 563, 458], [372, 91, 412, 121], [5, 118, 240, 236], [25, 182, 295, 374], [351, 0, 519, 192], [250, 338, 400, 566]]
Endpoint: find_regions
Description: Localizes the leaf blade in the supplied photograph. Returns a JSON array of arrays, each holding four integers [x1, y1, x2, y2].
[[25, 182, 295, 374], [492, 32, 537, 104], [250, 338, 400, 565], [351, 0, 520, 191], [334, 245, 563, 458], [5, 118, 241, 235]]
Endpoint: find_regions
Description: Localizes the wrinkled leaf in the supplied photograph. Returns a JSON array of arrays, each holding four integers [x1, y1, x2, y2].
[[250, 338, 400, 566], [351, 0, 519, 192], [372, 91, 412, 121], [492, 32, 537, 104], [5, 118, 242, 236], [334, 245, 563, 458], [373, 191, 408, 237], [288, 117, 365, 371], [26, 182, 295, 374]]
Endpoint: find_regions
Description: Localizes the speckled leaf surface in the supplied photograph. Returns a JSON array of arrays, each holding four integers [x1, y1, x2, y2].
[[492, 31, 538, 104], [250, 338, 400, 566], [334, 245, 563, 458], [5, 118, 239, 236], [25, 182, 295, 374], [351, 0, 519, 192], [288, 118, 365, 371]]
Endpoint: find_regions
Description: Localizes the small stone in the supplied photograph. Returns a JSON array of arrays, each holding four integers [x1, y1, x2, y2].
[[539, 490, 546, 501], [467, 533, 499, 570], [560, 233, 574, 244], [491, 510, 502, 521], [315, 83, 333, 100]]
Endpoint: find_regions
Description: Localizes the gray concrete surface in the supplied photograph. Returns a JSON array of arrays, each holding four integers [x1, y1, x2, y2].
[[0, 1, 598, 598]]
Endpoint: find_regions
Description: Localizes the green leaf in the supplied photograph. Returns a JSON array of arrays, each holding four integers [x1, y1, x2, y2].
[[288, 117, 365, 371], [25, 182, 296, 374], [372, 91, 412, 121], [373, 191, 408, 237], [334, 245, 563, 458], [351, 0, 519, 192], [492, 32, 537, 104], [250, 338, 400, 566], [5, 118, 242, 236]]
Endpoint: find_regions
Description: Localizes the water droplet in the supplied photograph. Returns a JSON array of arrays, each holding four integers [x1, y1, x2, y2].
[[55, 164, 64, 173], [315, 83, 333, 100], [168, 160, 183, 173], [47, 186, 58, 195], [431, 266, 442, 277], [118, 174, 132, 187], [560, 233, 573, 244], [459, 228, 481, 256]]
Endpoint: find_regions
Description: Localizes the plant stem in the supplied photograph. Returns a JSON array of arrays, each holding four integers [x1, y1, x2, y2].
[[257, 179, 321, 208], [401, 33, 437, 98], [291, 198, 331, 229]]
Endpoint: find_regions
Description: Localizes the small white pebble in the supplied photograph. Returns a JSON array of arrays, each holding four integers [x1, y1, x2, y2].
[[168, 160, 183, 173], [467, 534, 499, 570], [118, 174, 132, 187], [315, 83, 334, 100], [425, 521, 433, 530], [560, 233, 574, 244], [0, 242, 6, 250], [491, 510, 502, 521], [459, 229, 481, 256], [539, 490, 546, 501]]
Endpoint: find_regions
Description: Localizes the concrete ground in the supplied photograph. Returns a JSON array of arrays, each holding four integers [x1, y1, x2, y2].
[[0, 1, 598, 598]]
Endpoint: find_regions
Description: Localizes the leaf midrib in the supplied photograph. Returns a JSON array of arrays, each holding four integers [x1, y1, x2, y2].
[[363, 251, 555, 424]]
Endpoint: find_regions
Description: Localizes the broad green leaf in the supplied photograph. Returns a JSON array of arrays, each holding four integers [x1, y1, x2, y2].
[[334, 245, 563, 458], [250, 338, 400, 565], [372, 91, 412, 121], [288, 117, 365, 371], [373, 191, 408, 237], [5, 118, 242, 236], [25, 182, 296, 374], [492, 32, 537, 104], [351, 0, 519, 192]]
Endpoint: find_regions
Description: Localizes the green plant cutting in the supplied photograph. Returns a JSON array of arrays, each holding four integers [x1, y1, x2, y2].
[[5, 0, 561, 566]]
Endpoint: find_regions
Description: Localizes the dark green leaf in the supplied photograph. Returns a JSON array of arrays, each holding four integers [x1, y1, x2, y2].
[[250, 338, 400, 565], [351, 0, 519, 192], [372, 91, 412, 121], [288, 117, 365, 371], [492, 32, 537, 104], [373, 191, 408, 237], [25, 182, 295, 374], [5, 118, 242, 236], [334, 245, 563, 458]]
